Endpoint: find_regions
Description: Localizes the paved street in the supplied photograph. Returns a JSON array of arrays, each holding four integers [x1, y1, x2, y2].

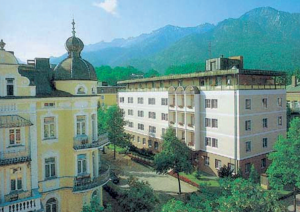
[[102, 148, 198, 195]]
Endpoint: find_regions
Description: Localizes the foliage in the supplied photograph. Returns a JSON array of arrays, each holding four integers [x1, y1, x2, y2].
[[195, 170, 201, 180], [267, 118, 300, 211], [144, 69, 160, 78], [95, 66, 144, 85], [106, 105, 132, 159], [97, 105, 107, 134], [164, 63, 205, 75], [82, 197, 111, 212], [118, 176, 158, 212], [153, 128, 193, 194], [218, 165, 234, 178], [248, 164, 259, 184], [162, 178, 285, 212]]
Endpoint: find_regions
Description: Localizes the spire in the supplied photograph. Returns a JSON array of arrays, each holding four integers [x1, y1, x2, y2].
[[72, 19, 76, 37], [0, 39, 5, 50]]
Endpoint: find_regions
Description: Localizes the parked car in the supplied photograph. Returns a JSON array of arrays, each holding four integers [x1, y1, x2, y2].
[[110, 171, 120, 184]]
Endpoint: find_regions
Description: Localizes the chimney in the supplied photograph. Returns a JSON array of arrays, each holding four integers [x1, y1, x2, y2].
[[292, 75, 297, 87]]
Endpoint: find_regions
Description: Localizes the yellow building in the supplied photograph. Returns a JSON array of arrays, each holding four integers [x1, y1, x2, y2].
[[0, 20, 110, 212], [97, 82, 124, 107]]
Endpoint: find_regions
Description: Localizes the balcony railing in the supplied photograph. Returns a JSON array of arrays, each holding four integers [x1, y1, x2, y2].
[[0, 148, 31, 166], [73, 133, 109, 150], [0, 189, 42, 212], [73, 163, 110, 192]]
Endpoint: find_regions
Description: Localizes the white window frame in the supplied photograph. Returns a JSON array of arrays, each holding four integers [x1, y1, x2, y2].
[[8, 128, 22, 146], [76, 115, 87, 135], [246, 141, 251, 152], [77, 154, 87, 175], [263, 138, 268, 148], [245, 99, 251, 110], [45, 157, 56, 179], [245, 120, 251, 131]]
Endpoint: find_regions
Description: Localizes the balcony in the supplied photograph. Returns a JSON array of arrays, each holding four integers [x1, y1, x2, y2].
[[0, 189, 42, 212], [73, 163, 110, 192], [73, 133, 109, 150], [0, 148, 31, 166]]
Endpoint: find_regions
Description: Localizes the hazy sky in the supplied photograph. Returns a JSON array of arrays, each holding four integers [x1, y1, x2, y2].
[[1, 0, 300, 61]]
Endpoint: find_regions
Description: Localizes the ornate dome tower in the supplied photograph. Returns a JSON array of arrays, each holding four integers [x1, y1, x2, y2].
[[53, 20, 97, 81]]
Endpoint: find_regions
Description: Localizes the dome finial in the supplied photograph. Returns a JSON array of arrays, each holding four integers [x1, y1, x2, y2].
[[72, 19, 76, 37], [0, 39, 5, 50]]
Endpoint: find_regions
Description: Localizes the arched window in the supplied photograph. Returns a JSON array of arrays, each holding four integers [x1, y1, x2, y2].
[[46, 198, 57, 212], [77, 86, 86, 94]]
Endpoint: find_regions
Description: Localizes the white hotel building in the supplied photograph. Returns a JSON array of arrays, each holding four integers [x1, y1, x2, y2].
[[118, 56, 286, 176]]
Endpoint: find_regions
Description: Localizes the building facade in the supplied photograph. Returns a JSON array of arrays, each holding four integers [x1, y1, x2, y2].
[[0, 21, 110, 212], [118, 56, 287, 176], [286, 75, 300, 118], [97, 82, 124, 108]]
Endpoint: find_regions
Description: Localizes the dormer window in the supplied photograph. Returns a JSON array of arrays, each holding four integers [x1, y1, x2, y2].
[[77, 87, 86, 94], [6, 78, 14, 96]]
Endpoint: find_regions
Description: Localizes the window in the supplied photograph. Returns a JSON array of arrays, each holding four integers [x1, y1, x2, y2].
[[77, 86, 86, 94], [101, 96, 104, 100], [263, 118, 268, 128], [138, 123, 144, 130], [245, 163, 251, 173], [120, 97, 124, 103], [142, 138, 146, 145], [261, 158, 266, 168], [6, 78, 14, 96], [128, 97, 133, 103], [148, 98, 155, 105], [148, 140, 152, 148], [44, 117, 56, 139], [204, 156, 209, 166], [262, 98, 268, 108], [76, 116, 86, 135], [263, 138, 268, 148], [137, 136, 140, 143], [138, 111, 144, 117], [45, 157, 56, 179], [205, 118, 211, 127], [227, 76, 232, 85], [161, 113, 168, 121], [205, 99, 211, 108], [154, 142, 159, 150], [128, 109, 134, 116], [245, 120, 251, 131], [228, 163, 235, 172], [9, 129, 21, 145], [205, 137, 212, 146], [128, 122, 134, 128], [138, 97, 143, 104], [245, 99, 251, 109], [10, 167, 22, 191], [148, 112, 156, 119], [215, 159, 222, 169], [162, 128, 166, 135], [211, 99, 218, 108], [212, 138, 218, 148], [246, 141, 251, 152], [278, 116, 282, 126], [44, 103, 55, 107], [216, 77, 222, 86], [200, 79, 205, 86], [212, 119, 218, 128], [77, 154, 87, 174], [149, 126, 156, 133], [46, 198, 57, 212], [161, 98, 168, 105], [277, 98, 282, 107]]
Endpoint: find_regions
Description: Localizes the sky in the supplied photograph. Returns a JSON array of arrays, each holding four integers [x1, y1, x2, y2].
[[1, 0, 300, 61]]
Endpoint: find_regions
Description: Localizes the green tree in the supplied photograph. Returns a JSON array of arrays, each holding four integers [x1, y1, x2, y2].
[[144, 69, 160, 78], [248, 164, 259, 184], [218, 165, 234, 178], [82, 197, 111, 212], [118, 176, 158, 212], [106, 105, 132, 159], [153, 128, 193, 194], [97, 105, 107, 135], [267, 117, 300, 212], [161, 199, 198, 212], [217, 178, 285, 212]]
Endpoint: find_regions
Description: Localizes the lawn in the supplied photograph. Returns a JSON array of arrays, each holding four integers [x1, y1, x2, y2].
[[180, 171, 220, 187], [107, 144, 127, 153]]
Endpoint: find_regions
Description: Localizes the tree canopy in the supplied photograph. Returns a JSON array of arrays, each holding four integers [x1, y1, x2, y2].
[[153, 128, 193, 194]]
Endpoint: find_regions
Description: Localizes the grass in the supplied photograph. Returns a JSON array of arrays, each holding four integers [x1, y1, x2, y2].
[[180, 171, 220, 187], [107, 144, 126, 153]]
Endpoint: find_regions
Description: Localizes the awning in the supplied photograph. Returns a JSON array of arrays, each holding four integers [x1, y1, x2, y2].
[[0, 115, 33, 128]]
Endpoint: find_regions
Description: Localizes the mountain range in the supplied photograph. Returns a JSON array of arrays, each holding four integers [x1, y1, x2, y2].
[[51, 7, 300, 73]]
